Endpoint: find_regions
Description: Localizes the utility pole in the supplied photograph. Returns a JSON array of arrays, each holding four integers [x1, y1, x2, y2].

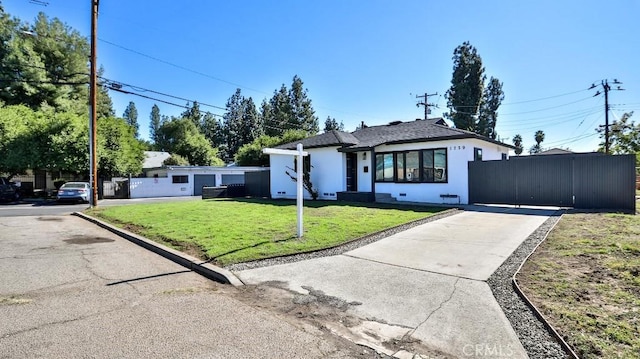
[[416, 92, 438, 120], [591, 79, 624, 155], [89, 0, 99, 207]]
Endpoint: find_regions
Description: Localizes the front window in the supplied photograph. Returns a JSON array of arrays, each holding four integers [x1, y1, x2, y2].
[[375, 153, 394, 182], [376, 148, 447, 183]]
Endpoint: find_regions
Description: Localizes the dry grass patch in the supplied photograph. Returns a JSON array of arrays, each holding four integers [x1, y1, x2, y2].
[[517, 212, 640, 359]]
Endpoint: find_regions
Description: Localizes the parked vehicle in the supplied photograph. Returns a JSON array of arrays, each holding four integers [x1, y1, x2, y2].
[[56, 182, 91, 203], [0, 177, 20, 202]]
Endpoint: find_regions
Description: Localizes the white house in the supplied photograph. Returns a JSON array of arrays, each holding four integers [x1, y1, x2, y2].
[[268, 118, 514, 205], [130, 165, 267, 198]]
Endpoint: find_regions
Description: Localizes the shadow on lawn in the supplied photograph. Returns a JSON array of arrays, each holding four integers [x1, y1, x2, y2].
[[203, 236, 296, 265], [205, 197, 442, 212]]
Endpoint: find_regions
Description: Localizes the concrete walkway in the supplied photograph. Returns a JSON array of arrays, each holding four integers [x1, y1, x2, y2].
[[236, 206, 557, 358]]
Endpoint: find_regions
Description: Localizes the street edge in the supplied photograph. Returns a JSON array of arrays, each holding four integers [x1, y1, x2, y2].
[[72, 211, 244, 287]]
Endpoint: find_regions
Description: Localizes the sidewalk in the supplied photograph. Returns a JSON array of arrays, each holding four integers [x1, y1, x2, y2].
[[237, 206, 556, 358]]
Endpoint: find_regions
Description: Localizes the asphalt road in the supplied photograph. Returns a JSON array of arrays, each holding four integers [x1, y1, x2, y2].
[[0, 214, 366, 358], [0, 196, 200, 217]]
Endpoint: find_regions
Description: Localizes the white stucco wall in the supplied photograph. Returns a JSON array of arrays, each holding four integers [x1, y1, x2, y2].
[[133, 167, 267, 198], [374, 139, 510, 204], [269, 146, 345, 200], [357, 151, 373, 192], [130, 177, 192, 198]]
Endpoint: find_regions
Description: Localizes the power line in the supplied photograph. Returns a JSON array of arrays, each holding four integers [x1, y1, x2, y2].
[[100, 77, 226, 111], [99, 38, 269, 96], [108, 86, 224, 118], [501, 88, 589, 105]]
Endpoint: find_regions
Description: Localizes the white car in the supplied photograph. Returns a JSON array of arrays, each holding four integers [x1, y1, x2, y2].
[[56, 182, 90, 203]]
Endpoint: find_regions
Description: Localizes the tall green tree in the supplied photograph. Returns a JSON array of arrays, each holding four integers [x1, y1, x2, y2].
[[444, 42, 504, 138], [200, 112, 224, 149], [477, 77, 504, 139], [181, 101, 202, 128], [323, 116, 344, 132], [289, 75, 319, 135], [597, 112, 639, 155], [97, 116, 145, 177], [529, 130, 545, 154], [445, 41, 486, 131], [222, 89, 262, 161], [265, 84, 292, 137], [149, 104, 161, 146], [0, 104, 142, 177], [122, 101, 139, 137], [0, 10, 114, 118], [240, 97, 262, 144], [259, 99, 274, 135], [235, 129, 308, 166], [222, 89, 245, 160], [512, 134, 524, 156], [155, 117, 223, 166]]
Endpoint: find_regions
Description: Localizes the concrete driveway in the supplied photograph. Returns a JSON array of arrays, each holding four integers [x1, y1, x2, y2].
[[237, 206, 557, 358]]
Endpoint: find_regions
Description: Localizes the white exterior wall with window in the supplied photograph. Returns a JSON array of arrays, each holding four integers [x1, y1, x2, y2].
[[373, 139, 509, 204], [269, 146, 345, 200], [133, 166, 265, 198]]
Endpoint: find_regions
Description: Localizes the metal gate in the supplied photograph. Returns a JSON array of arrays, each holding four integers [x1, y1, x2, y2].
[[468, 154, 635, 211], [194, 175, 216, 196]]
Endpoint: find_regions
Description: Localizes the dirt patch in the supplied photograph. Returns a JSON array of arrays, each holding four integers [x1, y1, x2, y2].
[[224, 281, 454, 358], [63, 235, 115, 244], [37, 217, 63, 221], [517, 212, 640, 358]]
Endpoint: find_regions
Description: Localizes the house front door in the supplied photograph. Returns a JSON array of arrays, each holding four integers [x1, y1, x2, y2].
[[346, 153, 357, 191]]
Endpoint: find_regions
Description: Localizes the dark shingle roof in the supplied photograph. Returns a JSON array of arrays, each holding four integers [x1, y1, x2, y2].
[[276, 130, 359, 150], [276, 118, 514, 151]]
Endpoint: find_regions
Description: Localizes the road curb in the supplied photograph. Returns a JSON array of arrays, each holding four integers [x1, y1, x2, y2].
[[73, 212, 244, 287]]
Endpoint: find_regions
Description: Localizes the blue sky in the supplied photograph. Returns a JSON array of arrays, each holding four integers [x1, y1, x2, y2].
[[4, 0, 639, 152]]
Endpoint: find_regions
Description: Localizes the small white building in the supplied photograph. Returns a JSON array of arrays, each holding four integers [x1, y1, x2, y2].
[[131, 165, 267, 198], [267, 118, 513, 205]]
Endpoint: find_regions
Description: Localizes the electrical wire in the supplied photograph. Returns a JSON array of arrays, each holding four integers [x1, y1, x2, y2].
[[100, 77, 226, 111], [99, 38, 269, 96]]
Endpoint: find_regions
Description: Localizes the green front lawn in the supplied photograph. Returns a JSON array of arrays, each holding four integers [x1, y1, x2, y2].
[[86, 198, 443, 266]]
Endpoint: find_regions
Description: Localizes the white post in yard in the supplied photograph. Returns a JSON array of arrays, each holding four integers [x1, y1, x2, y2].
[[296, 143, 304, 238], [262, 144, 308, 238]]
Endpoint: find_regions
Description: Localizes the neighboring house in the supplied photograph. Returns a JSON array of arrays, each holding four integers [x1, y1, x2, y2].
[[131, 165, 267, 198], [533, 148, 573, 155], [267, 118, 514, 205], [142, 151, 172, 174]]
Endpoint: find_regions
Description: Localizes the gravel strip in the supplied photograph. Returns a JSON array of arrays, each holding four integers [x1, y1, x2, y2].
[[487, 212, 571, 359], [225, 208, 460, 272]]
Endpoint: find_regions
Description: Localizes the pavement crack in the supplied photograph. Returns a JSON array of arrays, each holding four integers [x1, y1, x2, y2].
[[402, 278, 460, 341], [1, 305, 127, 340], [79, 250, 110, 281]]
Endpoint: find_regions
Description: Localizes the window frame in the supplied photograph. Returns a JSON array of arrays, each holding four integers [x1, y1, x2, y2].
[[172, 175, 188, 184], [374, 148, 448, 184], [474, 147, 483, 161]]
